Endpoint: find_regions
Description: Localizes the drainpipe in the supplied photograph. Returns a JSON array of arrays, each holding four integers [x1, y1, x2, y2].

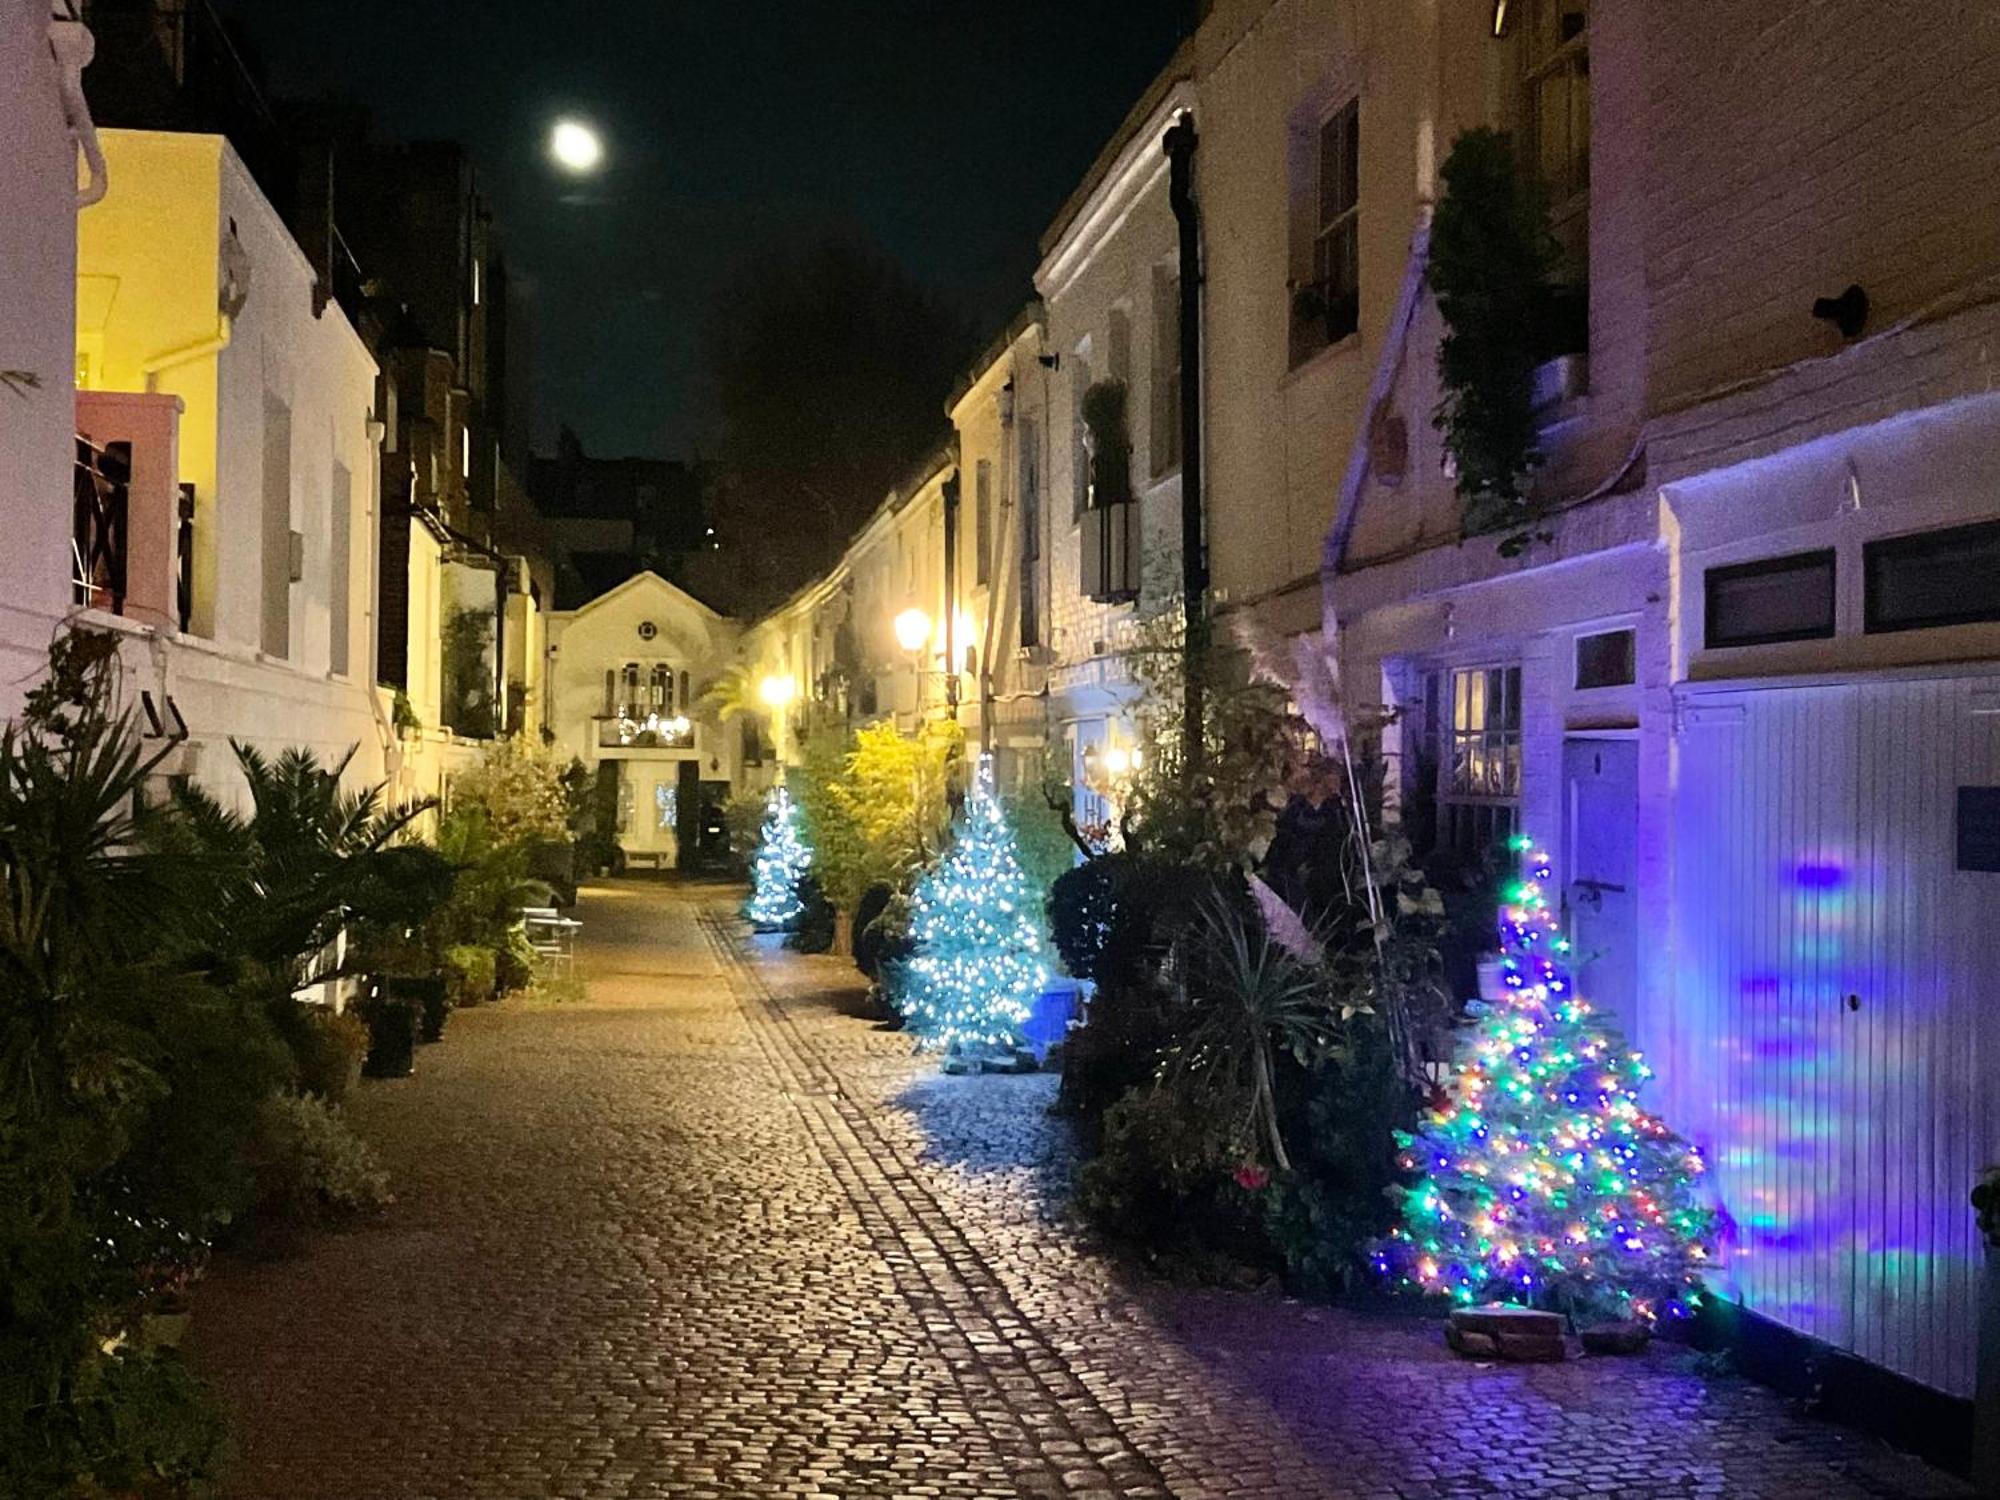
[[1164, 111, 1206, 786], [942, 469, 960, 721], [49, 14, 107, 208]]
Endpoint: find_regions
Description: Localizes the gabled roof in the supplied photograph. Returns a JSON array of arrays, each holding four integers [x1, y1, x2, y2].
[[550, 568, 730, 624]]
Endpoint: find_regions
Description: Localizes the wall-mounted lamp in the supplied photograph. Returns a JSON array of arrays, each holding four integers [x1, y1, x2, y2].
[[758, 673, 796, 708], [893, 606, 932, 655]]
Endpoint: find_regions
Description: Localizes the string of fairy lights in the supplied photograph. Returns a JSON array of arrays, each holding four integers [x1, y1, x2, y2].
[[1379, 834, 1714, 1322], [899, 754, 1048, 1053], [745, 785, 811, 929]]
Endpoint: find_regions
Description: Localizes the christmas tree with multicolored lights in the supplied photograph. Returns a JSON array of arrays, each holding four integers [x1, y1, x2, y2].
[[1379, 836, 1713, 1323], [900, 754, 1049, 1059], [746, 785, 811, 930]]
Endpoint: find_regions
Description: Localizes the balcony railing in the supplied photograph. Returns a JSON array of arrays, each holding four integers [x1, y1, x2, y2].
[[596, 711, 696, 752], [73, 436, 131, 614]]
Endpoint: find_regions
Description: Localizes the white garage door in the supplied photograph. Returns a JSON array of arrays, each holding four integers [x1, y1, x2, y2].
[[1669, 670, 2000, 1397]]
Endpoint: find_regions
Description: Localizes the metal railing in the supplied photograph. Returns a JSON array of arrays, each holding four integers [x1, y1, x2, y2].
[[175, 482, 195, 631], [73, 436, 130, 614]]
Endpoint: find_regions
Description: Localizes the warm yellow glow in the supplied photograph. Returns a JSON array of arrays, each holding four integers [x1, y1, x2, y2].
[[550, 119, 604, 173], [758, 673, 796, 708], [894, 606, 932, 654], [1102, 746, 1132, 776]]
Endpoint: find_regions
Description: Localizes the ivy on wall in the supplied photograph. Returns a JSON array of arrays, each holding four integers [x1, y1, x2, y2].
[[1429, 128, 1563, 555]]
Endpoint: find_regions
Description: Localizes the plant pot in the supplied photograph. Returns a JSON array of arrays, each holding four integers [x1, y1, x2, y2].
[[358, 985, 419, 1077], [385, 975, 450, 1044], [1579, 1321, 1652, 1356]]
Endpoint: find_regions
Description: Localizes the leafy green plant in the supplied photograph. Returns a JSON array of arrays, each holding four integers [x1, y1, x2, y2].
[[250, 1092, 390, 1233], [285, 1007, 370, 1105], [1074, 1085, 1268, 1274], [443, 944, 498, 1006], [0, 632, 265, 1494], [793, 720, 961, 914], [166, 742, 439, 996], [441, 605, 498, 738], [1430, 127, 1562, 552], [1164, 890, 1355, 1172]]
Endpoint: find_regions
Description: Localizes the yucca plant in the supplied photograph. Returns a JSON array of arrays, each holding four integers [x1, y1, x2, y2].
[[1162, 888, 1355, 1173], [0, 632, 243, 1493]]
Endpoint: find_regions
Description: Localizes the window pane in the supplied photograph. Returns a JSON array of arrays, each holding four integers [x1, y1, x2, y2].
[[1705, 551, 1837, 648], [1575, 628, 1636, 689], [1865, 519, 2000, 633]]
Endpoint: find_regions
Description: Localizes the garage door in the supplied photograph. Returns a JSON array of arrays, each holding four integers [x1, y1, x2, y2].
[[1669, 671, 2000, 1397]]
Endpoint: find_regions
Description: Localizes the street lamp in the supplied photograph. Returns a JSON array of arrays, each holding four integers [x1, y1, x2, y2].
[[758, 673, 796, 708], [893, 606, 932, 655]]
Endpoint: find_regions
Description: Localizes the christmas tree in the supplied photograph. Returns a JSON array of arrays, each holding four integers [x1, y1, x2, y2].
[[900, 754, 1049, 1058], [746, 785, 811, 930], [1379, 835, 1713, 1323]]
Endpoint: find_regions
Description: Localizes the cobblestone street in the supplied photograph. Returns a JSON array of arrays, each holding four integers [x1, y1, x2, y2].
[[191, 880, 1970, 1500]]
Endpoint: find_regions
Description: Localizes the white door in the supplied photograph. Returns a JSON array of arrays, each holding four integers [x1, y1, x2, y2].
[[1670, 672, 2000, 1396], [1561, 738, 1639, 1027]]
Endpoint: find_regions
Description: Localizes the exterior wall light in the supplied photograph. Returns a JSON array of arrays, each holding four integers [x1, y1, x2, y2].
[[894, 606, 932, 654], [758, 673, 796, 708]]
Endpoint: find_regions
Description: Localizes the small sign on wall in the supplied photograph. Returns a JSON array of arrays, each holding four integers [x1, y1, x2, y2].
[[1958, 787, 2000, 873]]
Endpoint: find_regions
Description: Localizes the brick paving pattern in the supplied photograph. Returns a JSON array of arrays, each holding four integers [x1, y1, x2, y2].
[[190, 879, 1970, 1499]]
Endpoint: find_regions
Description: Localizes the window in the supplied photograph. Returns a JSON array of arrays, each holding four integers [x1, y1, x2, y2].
[[619, 662, 642, 717], [260, 392, 292, 659], [1865, 519, 2000, 633], [1521, 0, 1590, 274], [1019, 416, 1042, 649], [1292, 100, 1359, 366], [329, 462, 351, 676], [1107, 307, 1131, 388], [1070, 344, 1092, 521], [1151, 264, 1182, 476], [1704, 551, 1836, 649], [1438, 664, 1522, 861], [649, 663, 673, 713], [1573, 627, 1633, 689], [974, 459, 992, 587]]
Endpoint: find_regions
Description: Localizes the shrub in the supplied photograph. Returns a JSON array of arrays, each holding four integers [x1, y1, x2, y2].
[[851, 881, 895, 979], [784, 873, 836, 954], [250, 1092, 390, 1234], [1074, 1084, 1269, 1273], [287, 1006, 370, 1105], [443, 943, 498, 1006], [495, 926, 538, 993]]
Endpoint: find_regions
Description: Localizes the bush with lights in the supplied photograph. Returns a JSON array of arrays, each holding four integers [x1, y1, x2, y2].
[[745, 785, 812, 930], [1378, 836, 1713, 1324], [899, 754, 1050, 1060]]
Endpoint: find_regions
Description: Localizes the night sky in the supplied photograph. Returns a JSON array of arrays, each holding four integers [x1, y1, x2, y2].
[[231, 1, 1197, 459]]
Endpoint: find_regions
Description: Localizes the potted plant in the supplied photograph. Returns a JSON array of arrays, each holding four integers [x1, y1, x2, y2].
[[356, 978, 419, 1076]]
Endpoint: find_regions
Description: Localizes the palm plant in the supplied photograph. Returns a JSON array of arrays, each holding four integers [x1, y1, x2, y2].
[[168, 744, 442, 994], [1163, 888, 1351, 1172]]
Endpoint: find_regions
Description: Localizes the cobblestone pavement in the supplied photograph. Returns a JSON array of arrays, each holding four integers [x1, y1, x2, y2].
[[190, 879, 1970, 1500]]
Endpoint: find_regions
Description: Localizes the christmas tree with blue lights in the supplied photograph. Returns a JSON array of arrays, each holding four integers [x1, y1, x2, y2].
[[746, 785, 811, 930], [900, 754, 1049, 1061], [1379, 835, 1714, 1323]]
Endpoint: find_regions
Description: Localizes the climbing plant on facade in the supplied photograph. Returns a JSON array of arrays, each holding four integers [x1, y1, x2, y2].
[[1430, 127, 1563, 554]]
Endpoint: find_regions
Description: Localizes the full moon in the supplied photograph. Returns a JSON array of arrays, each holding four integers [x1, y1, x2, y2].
[[549, 119, 604, 173]]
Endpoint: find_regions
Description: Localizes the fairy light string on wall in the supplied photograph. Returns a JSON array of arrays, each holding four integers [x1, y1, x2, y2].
[[1378, 834, 1715, 1322]]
